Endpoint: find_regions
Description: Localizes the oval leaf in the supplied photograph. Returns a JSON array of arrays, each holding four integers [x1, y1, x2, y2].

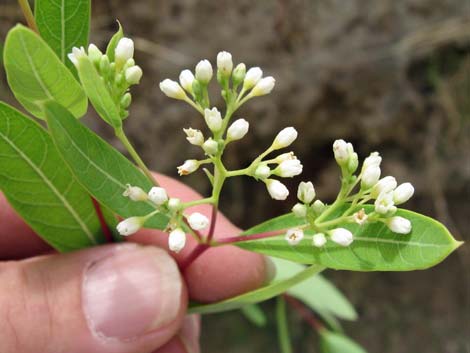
[[3, 25, 87, 119], [35, 0, 90, 71], [320, 330, 368, 353], [237, 207, 462, 271], [0, 102, 105, 251], [44, 101, 166, 229]]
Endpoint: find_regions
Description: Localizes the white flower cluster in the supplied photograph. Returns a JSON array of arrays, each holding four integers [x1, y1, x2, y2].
[[116, 184, 210, 253], [68, 38, 143, 119]]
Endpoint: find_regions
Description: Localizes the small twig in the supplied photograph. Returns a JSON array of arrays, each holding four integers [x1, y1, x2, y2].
[[17, 0, 38, 33], [206, 205, 218, 244], [284, 294, 324, 331], [215, 229, 287, 245], [180, 243, 210, 271]]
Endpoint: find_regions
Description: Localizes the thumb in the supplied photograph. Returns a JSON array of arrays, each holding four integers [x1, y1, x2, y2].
[[0, 244, 187, 353]]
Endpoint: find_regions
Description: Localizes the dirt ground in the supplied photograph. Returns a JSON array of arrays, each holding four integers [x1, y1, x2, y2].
[[1, 0, 469, 352]]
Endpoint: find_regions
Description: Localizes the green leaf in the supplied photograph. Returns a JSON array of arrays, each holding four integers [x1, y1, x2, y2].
[[75, 55, 122, 128], [35, 0, 90, 71], [0, 102, 105, 251], [237, 207, 462, 271], [319, 330, 368, 353], [240, 304, 267, 327], [44, 101, 166, 228], [106, 21, 123, 62], [273, 258, 357, 321], [3, 25, 87, 119], [188, 264, 324, 315], [276, 296, 293, 353]]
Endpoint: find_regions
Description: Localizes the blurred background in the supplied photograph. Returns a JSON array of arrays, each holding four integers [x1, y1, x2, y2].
[[1, 0, 469, 352]]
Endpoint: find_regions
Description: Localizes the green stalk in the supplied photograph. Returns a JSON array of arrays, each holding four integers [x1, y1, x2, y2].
[[276, 296, 293, 353], [17, 0, 38, 33]]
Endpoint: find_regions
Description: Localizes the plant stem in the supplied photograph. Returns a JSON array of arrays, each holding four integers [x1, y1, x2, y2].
[[284, 295, 324, 331], [214, 229, 287, 245], [115, 127, 159, 186], [276, 296, 293, 353], [17, 0, 38, 33]]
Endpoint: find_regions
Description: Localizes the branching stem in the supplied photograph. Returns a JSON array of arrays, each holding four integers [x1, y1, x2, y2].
[[17, 0, 38, 33]]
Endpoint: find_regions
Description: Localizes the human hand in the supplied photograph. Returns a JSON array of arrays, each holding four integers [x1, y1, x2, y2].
[[0, 174, 271, 353]]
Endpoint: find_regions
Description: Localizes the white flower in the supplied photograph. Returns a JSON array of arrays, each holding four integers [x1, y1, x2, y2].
[[254, 164, 271, 179], [276, 159, 303, 178], [177, 159, 199, 175], [179, 69, 195, 93], [243, 67, 263, 90], [159, 79, 186, 100], [204, 107, 222, 132], [312, 233, 327, 247], [330, 228, 354, 247], [251, 76, 275, 96], [217, 51, 233, 76], [266, 179, 289, 200], [272, 127, 298, 149], [333, 139, 353, 165], [183, 128, 204, 146], [195, 59, 213, 84], [361, 165, 381, 189], [285, 228, 304, 245], [168, 198, 181, 211], [274, 152, 296, 163], [115, 37, 134, 65], [116, 217, 144, 236], [188, 212, 210, 231], [227, 119, 249, 141], [67, 46, 86, 66], [353, 209, 368, 225], [312, 199, 325, 214], [297, 181, 315, 204], [362, 152, 382, 170], [386, 216, 412, 234], [292, 203, 307, 218], [122, 184, 148, 201], [87, 43, 102, 63], [371, 176, 397, 199], [168, 228, 186, 253], [148, 187, 168, 205], [125, 65, 143, 85], [202, 138, 218, 155], [374, 191, 396, 215], [393, 182, 414, 205]]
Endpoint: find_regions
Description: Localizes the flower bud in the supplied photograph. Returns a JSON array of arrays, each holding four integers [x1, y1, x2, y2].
[[272, 127, 298, 149], [116, 216, 144, 236], [361, 165, 381, 189], [374, 191, 395, 215], [386, 216, 412, 234], [217, 51, 233, 77], [204, 107, 223, 132], [159, 79, 186, 100], [297, 181, 315, 204], [274, 152, 296, 163], [195, 59, 213, 84], [125, 65, 143, 85], [168, 197, 181, 211], [115, 37, 134, 66], [330, 228, 354, 247], [120, 92, 132, 109], [312, 233, 327, 247], [348, 152, 359, 174], [168, 228, 186, 253], [292, 203, 307, 218], [179, 69, 195, 93], [333, 139, 353, 166], [99, 54, 110, 74], [124, 58, 136, 70], [251, 76, 275, 96], [393, 182, 414, 205], [148, 186, 168, 205], [266, 179, 289, 200], [254, 164, 271, 179], [312, 199, 325, 214], [177, 159, 199, 176], [232, 63, 246, 86], [188, 212, 210, 231], [243, 67, 263, 90], [67, 46, 87, 67], [122, 184, 148, 201], [362, 152, 382, 170], [276, 159, 303, 178], [202, 138, 219, 155], [87, 43, 103, 64], [183, 128, 204, 146], [371, 176, 397, 199], [285, 228, 304, 245], [227, 119, 249, 141]]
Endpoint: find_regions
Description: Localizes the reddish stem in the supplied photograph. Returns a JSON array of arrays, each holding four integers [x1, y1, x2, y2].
[[180, 243, 210, 271], [206, 205, 218, 243], [91, 197, 114, 243], [215, 229, 286, 245], [284, 294, 324, 331]]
